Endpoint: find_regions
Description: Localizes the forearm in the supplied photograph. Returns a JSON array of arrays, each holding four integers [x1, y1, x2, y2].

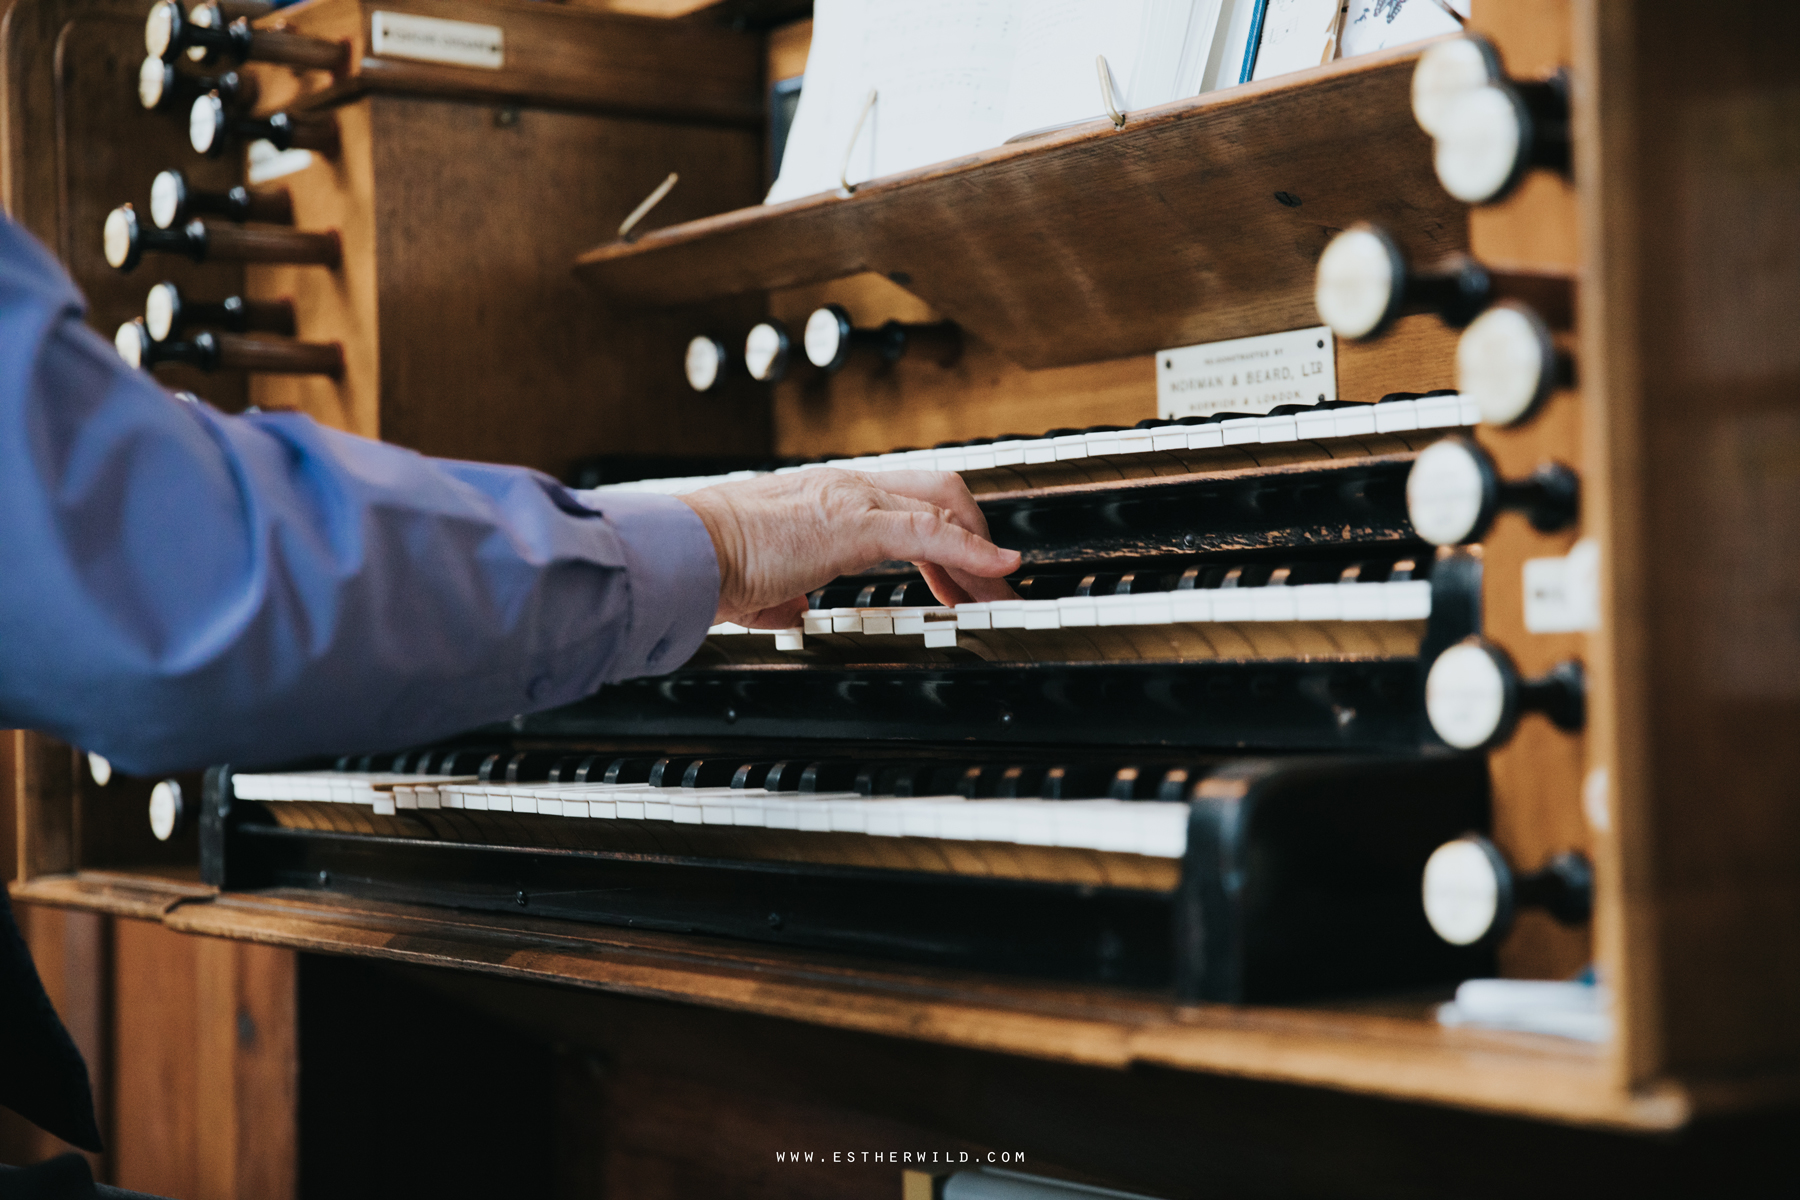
[[0, 217, 718, 773]]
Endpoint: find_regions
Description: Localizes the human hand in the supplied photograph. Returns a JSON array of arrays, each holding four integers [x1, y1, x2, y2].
[[678, 469, 1021, 628]]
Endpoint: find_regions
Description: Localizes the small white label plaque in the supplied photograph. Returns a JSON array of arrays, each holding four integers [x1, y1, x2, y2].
[[1523, 538, 1601, 633], [371, 11, 504, 70], [1157, 325, 1336, 419]]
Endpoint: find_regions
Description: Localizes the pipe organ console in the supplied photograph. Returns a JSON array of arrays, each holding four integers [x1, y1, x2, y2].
[[21, 3, 1794, 1175]]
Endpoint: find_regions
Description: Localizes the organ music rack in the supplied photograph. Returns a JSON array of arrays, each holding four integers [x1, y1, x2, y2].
[[6, 0, 1799, 1188]]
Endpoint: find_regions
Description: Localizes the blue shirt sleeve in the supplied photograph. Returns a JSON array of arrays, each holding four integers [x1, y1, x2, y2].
[[0, 214, 720, 774]]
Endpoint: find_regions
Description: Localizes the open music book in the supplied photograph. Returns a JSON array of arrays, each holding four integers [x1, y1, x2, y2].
[[766, 0, 1470, 205]]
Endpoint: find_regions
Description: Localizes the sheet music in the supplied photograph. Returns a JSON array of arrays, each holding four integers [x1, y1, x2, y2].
[[1250, 0, 1343, 82], [1338, 0, 1469, 58], [996, 0, 1144, 142], [767, 0, 1019, 203], [766, 0, 1259, 205]]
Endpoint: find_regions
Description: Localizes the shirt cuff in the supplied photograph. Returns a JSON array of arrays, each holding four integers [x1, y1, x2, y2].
[[578, 489, 719, 678]]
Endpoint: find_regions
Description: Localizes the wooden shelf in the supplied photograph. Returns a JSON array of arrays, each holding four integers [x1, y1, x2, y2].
[[573, 43, 1468, 369], [11, 871, 1705, 1131]]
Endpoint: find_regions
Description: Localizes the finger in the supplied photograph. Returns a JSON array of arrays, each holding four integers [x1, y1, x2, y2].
[[865, 507, 1022, 579], [917, 562, 976, 607], [733, 596, 809, 629], [941, 564, 1019, 602], [855, 470, 997, 542]]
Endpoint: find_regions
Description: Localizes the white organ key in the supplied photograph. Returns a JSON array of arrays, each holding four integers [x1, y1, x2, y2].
[[1185, 424, 1224, 450], [989, 600, 1026, 629], [1416, 393, 1463, 427], [1116, 428, 1154, 455], [1293, 583, 1343, 621], [860, 613, 895, 635], [1250, 585, 1298, 622], [1221, 417, 1261, 445], [1333, 405, 1378, 438], [1295, 407, 1337, 440], [1053, 432, 1089, 461], [1375, 398, 1421, 432], [1021, 438, 1057, 464], [1258, 414, 1298, 443], [956, 604, 993, 630]]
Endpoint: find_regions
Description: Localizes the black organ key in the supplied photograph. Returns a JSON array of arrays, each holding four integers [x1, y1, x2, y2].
[[994, 764, 1048, 799], [802, 303, 962, 374], [731, 761, 778, 789], [547, 755, 599, 784], [1157, 766, 1204, 802], [1039, 764, 1115, 800], [146, 282, 296, 342], [601, 757, 661, 785], [798, 761, 861, 793], [646, 757, 702, 788], [1108, 766, 1162, 802], [150, 169, 292, 229], [681, 759, 753, 788], [104, 204, 342, 273], [502, 752, 568, 784], [761, 761, 812, 792]]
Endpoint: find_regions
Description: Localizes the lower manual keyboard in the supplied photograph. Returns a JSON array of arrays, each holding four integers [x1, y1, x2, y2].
[[209, 752, 1491, 1000]]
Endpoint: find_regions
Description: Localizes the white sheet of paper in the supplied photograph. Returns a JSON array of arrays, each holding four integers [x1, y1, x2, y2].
[[1251, 0, 1343, 81], [1338, 0, 1469, 59]]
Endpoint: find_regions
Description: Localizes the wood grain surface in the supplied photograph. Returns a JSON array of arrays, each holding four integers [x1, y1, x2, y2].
[[575, 44, 1469, 370]]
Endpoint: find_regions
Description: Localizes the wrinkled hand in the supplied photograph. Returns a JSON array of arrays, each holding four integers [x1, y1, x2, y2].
[[679, 469, 1021, 628]]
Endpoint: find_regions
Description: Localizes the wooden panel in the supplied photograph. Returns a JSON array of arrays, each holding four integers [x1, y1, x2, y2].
[[576, 44, 1469, 370], [768, 274, 1456, 458], [1577, 0, 1800, 1090], [13, 733, 75, 882], [110, 919, 297, 1200], [0, 901, 109, 1176], [1, 0, 250, 408], [113, 885, 1719, 1129], [1459, 0, 1591, 986], [248, 90, 768, 475], [766, 15, 808, 82], [260, 0, 763, 125], [404, 959, 1800, 1200]]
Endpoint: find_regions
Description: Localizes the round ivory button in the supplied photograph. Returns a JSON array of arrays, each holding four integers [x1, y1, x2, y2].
[[1314, 226, 1401, 341], [145, 283, 179, 342], [1412, 37, 1498, 138], [150, 170, 183, 230], [189, 93, 223, 155], [115, 322, 147, 369], [185, 1, 214, 63], [87, 752, 114, 788], [144, 1, 176, 58], [1426, 640, 1512, 750], [1422, 836, 1503, 945], [149, 779, 184, 842], [1434, 85, 1524, 205], [744, 321, 787, 382], [683, 336, 724, 392], [139, 55, 168, 110], [1407, 438, 1490, 546], [103, 206, 136, 270], [804, 306, 847, 369], [1459, 303, 1552, 426]]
